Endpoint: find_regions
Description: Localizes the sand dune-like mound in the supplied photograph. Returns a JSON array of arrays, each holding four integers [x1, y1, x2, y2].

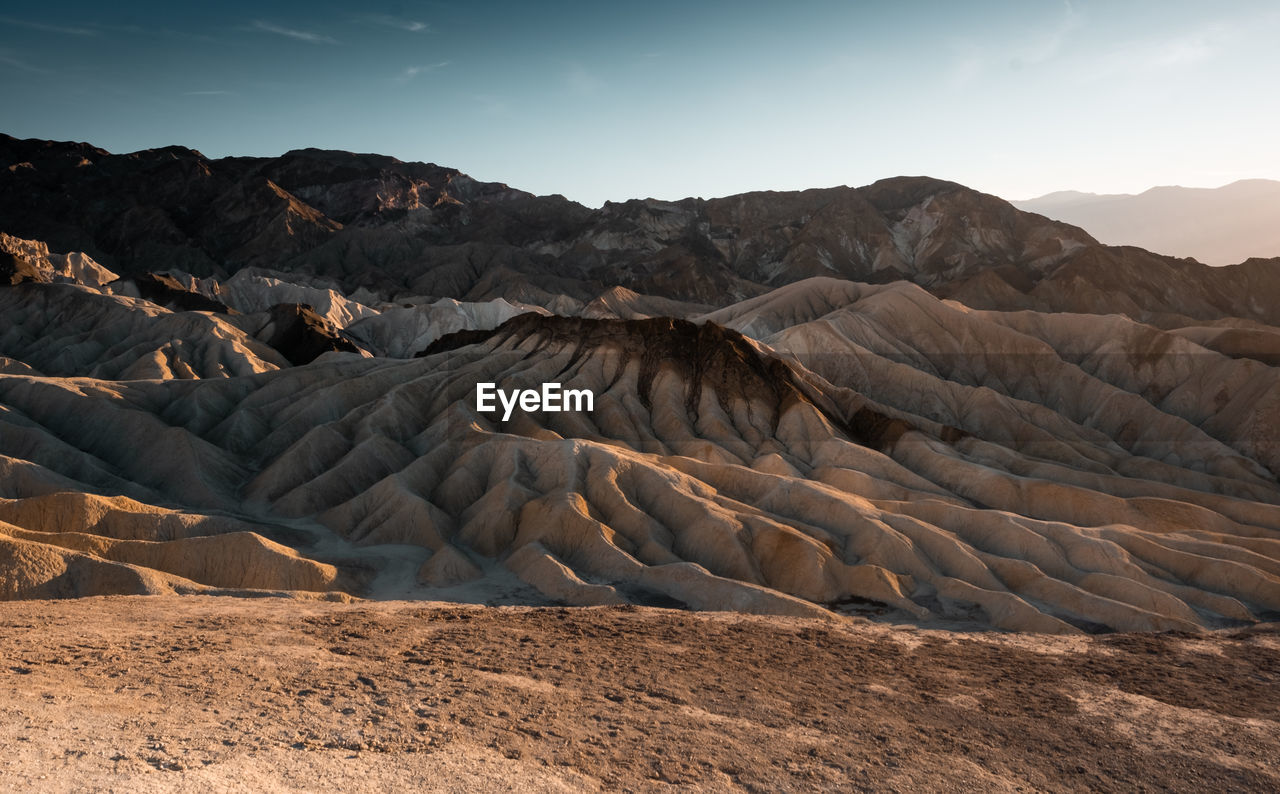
[[0, 492, 340, 598], [0, 527, 337, 597], [0, 531, 189, 600], [1, 303, 1277, 632], [346, 297, 547, 357], [697, 277, 884, 337], [0, 282, 287, 379]]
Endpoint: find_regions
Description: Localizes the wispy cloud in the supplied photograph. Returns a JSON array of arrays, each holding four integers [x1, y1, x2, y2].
[[250, 20, 338, 45], [1076, 25, 1225, 83], [943, 2, 1239, 89], [398, 62, 450, 81], [947, 0, 1082, 87], [183, 90, 236, 96], [0, 48, 51, 73], [0, 15, 97, 36], [96, 22, 222, 45], [362, 14, 429, 33], [1009, 0, 1083, 68]]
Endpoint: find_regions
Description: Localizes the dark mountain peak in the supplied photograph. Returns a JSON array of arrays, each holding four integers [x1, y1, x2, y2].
[[429, 313, 812, 413], [270, 147, 454, 181], [257, 302, 363, 365], [858, 175, 969, 210], [0, 133, 111, 167], [262, 147, 531, 204], [425, 312, 948, 451], [124, 272, 232, 313], [124, 144, 207, 163], [281, 147, 419, 166]]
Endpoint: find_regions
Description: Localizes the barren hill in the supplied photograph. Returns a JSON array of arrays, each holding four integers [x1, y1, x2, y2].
[[2, 287, 1279, 632], [1, 134, 1279, 638]]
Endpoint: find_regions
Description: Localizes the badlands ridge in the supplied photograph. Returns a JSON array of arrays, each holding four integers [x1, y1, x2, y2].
[[2, 136, 1280, 635]]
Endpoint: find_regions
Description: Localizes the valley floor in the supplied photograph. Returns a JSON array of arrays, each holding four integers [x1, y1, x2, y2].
[[0, 597, 1277, 792]]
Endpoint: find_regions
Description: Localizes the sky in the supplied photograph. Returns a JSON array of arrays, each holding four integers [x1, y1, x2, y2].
[[2, 0, 1278, 207]]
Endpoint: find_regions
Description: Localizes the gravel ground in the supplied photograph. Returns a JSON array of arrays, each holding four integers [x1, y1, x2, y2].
[[1, 596, 1277, 792]]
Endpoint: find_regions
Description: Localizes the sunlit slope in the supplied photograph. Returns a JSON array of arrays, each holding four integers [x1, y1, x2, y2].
[[1, 302, 1277, 632]]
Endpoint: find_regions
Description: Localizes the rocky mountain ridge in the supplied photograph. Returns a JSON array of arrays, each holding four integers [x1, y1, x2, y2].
[[5, 133, 1279, 325]]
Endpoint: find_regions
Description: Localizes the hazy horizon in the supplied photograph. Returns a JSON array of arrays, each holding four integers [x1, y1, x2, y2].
[[3, 0, 1278, 207]]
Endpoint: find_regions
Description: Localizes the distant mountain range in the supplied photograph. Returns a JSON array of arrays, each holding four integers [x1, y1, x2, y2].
[[1013, 180, 1280, 266], [4, 133, 1280, 327]]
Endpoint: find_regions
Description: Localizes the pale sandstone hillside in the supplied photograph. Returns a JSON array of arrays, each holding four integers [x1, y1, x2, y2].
[[0, 232, 725, 370], [1, 300, 1277, 633], [0, 235, 555, 374], [0, 282, 288, 379]]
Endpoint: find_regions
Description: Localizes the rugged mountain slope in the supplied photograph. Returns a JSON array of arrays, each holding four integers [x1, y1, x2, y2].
[[0, 135, 530, 278], [0, 236, 383, 378], [0, 235, 557, 373], [1, 302, 1277, 632], [1015, 180, 1280, 266], [3, 134, 1279, 633], [5, 134, 1279, 324]]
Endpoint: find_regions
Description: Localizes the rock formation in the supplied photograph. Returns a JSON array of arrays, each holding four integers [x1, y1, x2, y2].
[[1, 134, 1278, 634]]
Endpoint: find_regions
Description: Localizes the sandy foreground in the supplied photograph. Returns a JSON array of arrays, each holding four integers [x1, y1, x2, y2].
[[0, 597, 1277, 793]]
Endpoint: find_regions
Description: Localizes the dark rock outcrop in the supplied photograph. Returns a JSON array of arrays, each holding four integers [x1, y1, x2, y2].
[[122, 273, 233, 314], [256, 303, 364, 365]]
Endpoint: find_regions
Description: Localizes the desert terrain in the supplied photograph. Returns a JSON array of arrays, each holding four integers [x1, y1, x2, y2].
[[2, 134, 1280, 790], [2, 596, 1278, 792]]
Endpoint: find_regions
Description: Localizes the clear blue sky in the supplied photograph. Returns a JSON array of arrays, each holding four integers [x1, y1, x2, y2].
[[2, 1, 1278, 206]]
